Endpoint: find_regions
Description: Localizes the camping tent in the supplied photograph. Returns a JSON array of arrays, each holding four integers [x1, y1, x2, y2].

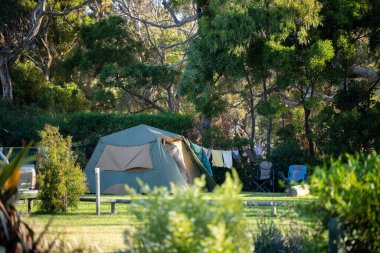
[[84, 124, 216, 194]]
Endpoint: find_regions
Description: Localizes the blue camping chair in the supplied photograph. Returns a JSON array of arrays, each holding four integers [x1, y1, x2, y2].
[[278, 165, 307, 188]]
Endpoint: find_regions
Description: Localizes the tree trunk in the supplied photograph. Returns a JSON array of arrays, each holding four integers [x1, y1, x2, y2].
[[246, 76, 256, 149], [166, 82, 174, 112], [201, 115, 211, 132], [40, 28, 52, 82], [249, 91, 255, 150], [0, 55, 13, 101], [304, 107, 315, 157], [266, 117, 272, 157], [262, 78, 272, 157]]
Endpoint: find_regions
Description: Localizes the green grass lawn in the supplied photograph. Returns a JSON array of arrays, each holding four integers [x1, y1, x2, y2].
[[18, 192, 318, 252]]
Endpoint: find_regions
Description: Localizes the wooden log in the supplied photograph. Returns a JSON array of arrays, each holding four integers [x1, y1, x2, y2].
[[244, 201, 294, 206], [288, 184, 310, 197]]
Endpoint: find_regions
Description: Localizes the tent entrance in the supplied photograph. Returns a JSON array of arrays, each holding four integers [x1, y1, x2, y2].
[[163, 139, 202, 184]]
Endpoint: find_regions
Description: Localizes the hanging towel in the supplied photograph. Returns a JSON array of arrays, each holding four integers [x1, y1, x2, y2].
[[243, 148, 255, 162], [211, 150, 224, 167], [232, 149, 240, 161], [254, 144, 263, 158], [203, 147, 212, 159], [191, 143, 213, 176], [222, 150, 233, 169]]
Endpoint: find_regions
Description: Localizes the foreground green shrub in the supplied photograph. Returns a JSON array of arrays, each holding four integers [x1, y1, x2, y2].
[[37, 125, 87, 212], [127, 171, 252, 253], [310, 152, 380, 252]]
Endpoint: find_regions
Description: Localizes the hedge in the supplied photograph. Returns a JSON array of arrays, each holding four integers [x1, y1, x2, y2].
[[0, 104, 193, 147]]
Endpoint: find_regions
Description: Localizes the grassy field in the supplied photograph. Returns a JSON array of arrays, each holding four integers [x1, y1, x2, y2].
[[18, 192, 318, 252]]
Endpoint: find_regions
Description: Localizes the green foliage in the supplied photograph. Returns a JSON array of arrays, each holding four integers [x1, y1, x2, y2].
[[320, 0, 380, 49], [64, 112, 194, 146], [36, 125, 86, 212], [12, 61, 89, 112], [0, 103, 64, 146], [63, 16, 139, 76], [100, 63, 177, 91], [127, 171, 252, 253], [0, 0, 28, 30], [256, 97, 284, 117], [314, 102, 380, 156], [306, 40, 335, 72], [276, 124, 297, 143], [0, 104, 193, 147], [253, 219, 326, 253], [309, 152, 380, 252], [334, 82, 371, 111], [200, 126, 231, 149]]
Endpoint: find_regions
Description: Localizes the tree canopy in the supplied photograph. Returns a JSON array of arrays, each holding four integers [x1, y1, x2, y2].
[[0, 0, 378, 159]]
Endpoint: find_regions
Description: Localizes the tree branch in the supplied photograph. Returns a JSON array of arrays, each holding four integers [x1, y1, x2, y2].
[[40, 0, 94, 17], [14, 0, 93, 58], [120, 0, 198, 29], [167, 57, 188, 69], [278, 93, 302, 106], [160, 34, 197, 49], [351, 66, 379, 81], [161, 0, 179, 23], [122, 88, 165, 112]]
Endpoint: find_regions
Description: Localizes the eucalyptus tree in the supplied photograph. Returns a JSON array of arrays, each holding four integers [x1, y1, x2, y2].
[[178, 0, 325, 154], [114, 0, 198, 113], [62, 16, 142, 111], [23, 0, 98, 82], [311, 0, 380, 156], [0, 0, 94, 101]]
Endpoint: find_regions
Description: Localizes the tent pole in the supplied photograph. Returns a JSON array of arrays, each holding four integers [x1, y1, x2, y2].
[[95, 167, 100, 215]]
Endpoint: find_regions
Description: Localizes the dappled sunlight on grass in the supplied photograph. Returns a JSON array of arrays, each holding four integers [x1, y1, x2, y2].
[[17, 192, 318, 252]]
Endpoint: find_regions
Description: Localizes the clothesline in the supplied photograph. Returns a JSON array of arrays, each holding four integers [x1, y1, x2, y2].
[[194, 144, 263, 171]]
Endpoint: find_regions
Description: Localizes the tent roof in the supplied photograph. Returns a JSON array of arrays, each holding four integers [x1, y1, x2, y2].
[[100, 124, 181, 146]]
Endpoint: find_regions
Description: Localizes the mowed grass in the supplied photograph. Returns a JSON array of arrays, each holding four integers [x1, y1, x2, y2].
[[18, 192, 318, 252]]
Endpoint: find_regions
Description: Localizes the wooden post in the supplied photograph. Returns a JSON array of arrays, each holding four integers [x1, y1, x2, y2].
[[28, 199, 33, 213], [328, 218, 346, 253], [95, 167, 100, 215], [271, 206, 277, 217], [111, 203, 116, 214]]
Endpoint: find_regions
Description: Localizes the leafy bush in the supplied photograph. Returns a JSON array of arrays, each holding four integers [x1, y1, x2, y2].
[[309, 152, 380, 252], [37, 125, 87, 212], [253, 219, 326, 253], [12, 61, 89, 112], [127, 171, 253, 253], [314, 101, 380, 157], [0, 103, 64, 146]]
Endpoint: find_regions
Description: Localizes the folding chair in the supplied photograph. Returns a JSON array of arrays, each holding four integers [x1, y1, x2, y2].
[[278, 165, 307, 188], [253, 161, 273, 192]]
